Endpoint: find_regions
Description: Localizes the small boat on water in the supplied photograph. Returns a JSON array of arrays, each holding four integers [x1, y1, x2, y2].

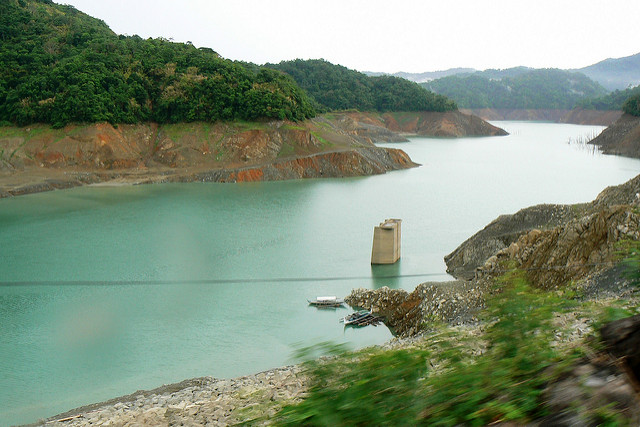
[[308, 296, 345, 307], [340, 310, 381, 326]]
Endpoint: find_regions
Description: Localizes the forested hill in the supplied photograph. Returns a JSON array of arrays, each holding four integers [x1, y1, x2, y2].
[[266, 59, 457, 113], [424, 69, 608, 110], [0, 0, 315, 127]]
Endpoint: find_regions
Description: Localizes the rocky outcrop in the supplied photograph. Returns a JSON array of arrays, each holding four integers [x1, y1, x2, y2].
[[0, 148, 417, 197], [176, 147, 416, 183], [345, 280, 488, 337], [593, 174, 640, 207], [589, 113, 640, 158], [444, 204, 587, 280], [476, 205, 640, 289], [446, 174, 640, 282]]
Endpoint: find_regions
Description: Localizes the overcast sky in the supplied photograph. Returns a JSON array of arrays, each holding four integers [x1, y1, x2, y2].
[[58, 0, 640, 73]]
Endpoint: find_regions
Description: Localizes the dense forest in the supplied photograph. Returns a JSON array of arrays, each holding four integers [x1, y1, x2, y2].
[[267, 59, 457, 113], [424, 69, 608, 110], [0, 0, 316, 127]]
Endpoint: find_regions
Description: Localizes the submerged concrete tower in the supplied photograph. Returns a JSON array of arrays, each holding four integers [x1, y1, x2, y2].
[[371, 218, 402, 264]]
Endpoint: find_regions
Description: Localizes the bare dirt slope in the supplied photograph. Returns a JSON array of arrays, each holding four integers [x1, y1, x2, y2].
[[589, 113, 640, 158]]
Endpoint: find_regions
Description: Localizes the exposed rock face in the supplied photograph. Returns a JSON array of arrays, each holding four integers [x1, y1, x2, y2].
[[444, 204, 586, 280], [446, 174, 640, 282], [589, 113, 640, 158], [593, 174, 640, 207], [477, 205, 640, 289]]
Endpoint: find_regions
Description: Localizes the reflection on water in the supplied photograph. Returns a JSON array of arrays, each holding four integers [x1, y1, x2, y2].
[[370, 262, 404, 289], [2, 122, 640, 424]]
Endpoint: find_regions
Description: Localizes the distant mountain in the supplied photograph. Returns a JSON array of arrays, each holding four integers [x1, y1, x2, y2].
[[363, 68, 476, 83], [423, 69, 607, 110], [576, 52, 640, 91], [368, 52, 640, 94]]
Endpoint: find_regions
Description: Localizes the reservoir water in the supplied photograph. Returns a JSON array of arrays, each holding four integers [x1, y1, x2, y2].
[[2, 121, 640, 424]]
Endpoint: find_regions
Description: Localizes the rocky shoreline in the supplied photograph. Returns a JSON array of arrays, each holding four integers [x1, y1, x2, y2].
[[38, 366, 307, 426]]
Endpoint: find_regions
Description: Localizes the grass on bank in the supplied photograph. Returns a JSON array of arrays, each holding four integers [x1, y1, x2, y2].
[[269, 248, 640, 426]]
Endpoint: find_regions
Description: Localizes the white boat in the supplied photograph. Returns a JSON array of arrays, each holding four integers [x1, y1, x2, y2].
[[307, 296, 345, 307]]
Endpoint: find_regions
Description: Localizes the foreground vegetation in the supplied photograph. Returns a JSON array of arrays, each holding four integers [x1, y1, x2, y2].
[[268, 247, 640, 426]]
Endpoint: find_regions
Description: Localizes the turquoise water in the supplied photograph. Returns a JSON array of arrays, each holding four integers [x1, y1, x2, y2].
[[2, 121, 640, 425]]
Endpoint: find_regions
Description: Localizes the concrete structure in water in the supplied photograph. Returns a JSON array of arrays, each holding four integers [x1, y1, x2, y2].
[[371, 218, 402, 264]]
